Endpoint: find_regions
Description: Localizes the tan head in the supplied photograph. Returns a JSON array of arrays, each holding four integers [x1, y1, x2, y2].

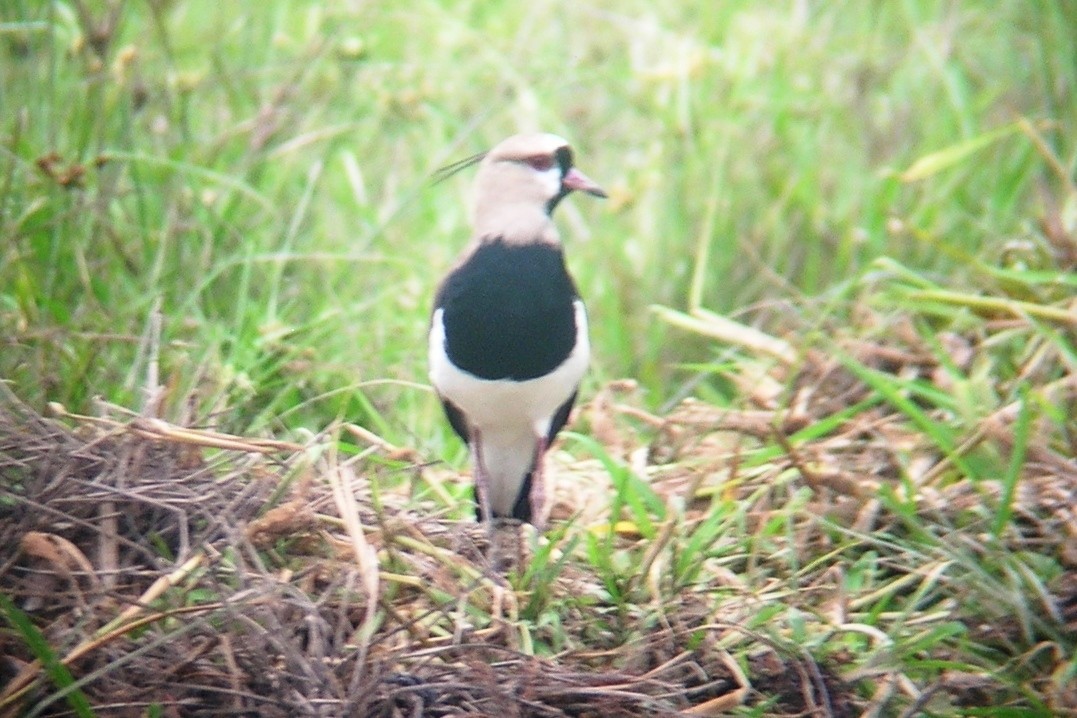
[[470, 133, 606, 243]]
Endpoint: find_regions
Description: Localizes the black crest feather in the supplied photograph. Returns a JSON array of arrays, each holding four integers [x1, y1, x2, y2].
[[431, 150, 486, 185]]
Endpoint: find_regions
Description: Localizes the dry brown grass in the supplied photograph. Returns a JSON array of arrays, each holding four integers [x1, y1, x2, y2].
[[2, 315, 1075, 716], [0, 385, 850, 716]]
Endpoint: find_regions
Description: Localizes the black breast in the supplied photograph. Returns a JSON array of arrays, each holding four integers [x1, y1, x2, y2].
[[435, 240, 580, 381]]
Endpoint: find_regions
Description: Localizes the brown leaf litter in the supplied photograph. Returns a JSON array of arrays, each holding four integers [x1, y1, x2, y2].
[[1, 313, 1075, 716], [0, 383, 858, 717]]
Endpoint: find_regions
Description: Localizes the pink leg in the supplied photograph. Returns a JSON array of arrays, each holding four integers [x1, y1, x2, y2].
[[529, 436, 548, 531], [470, 429, 494, 530]]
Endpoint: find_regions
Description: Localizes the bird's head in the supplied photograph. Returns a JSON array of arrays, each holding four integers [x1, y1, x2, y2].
[[472, 133, 606, 224]]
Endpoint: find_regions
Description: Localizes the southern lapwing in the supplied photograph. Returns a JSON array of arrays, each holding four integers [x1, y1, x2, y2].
[[428, 133, 606, 529]]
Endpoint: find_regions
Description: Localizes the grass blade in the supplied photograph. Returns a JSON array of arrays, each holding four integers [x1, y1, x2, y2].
[[836, 349, 975, 479], [992, 385, 1033, 538], [899, 123, 1021, 182], [0, 594, 96, 718]]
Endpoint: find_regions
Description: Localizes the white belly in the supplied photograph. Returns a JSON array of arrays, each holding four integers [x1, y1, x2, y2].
[[428, 301, 589, 515]]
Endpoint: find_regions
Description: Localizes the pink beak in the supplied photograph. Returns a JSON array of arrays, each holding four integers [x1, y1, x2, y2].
[[563, 167, 607, 198]]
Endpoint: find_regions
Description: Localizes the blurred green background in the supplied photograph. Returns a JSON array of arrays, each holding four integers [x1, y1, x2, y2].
[[2, 0, 1074, 455]]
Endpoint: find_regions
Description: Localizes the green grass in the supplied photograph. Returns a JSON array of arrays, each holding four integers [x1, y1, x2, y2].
[[0, 594, 95, 717], [3, 0, 1073, 440], [2, 0, 1076, 714]]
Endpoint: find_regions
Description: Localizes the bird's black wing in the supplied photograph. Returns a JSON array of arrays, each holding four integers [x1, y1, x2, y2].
[[440, 398, 470, 443], [546, 389, 578, 445], [433, 239, 579, 381]]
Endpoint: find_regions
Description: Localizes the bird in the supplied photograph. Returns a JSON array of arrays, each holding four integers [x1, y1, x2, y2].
[[428, 133, 606, 529]]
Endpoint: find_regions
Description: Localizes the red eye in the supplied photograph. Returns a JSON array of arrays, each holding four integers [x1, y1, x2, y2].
[[526, 155, 555, 171]]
